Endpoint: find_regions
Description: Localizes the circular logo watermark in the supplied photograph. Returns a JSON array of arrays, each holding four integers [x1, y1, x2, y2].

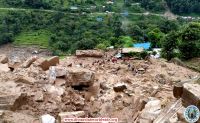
[[184, 105, 200, 123]]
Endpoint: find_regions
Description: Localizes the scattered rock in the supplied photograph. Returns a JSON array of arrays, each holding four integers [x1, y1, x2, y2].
[[41, 114, 55, 123], [0, 54, 8, 64], [113, 83, 127, 92], [22, 56, 38, 68], [155, 74, 166, 84], [8, 62, 21, 70], [168, 71, 175, 76], [45, 85, 64, 96], [55, 78, 66, 86], [138, 68, 145, 71], [15, 76, 36, 84], [48, 56, 59, 66], [34, 91, 44, 102]]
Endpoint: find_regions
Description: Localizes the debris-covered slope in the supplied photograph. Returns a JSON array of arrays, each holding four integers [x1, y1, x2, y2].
[[0, 50, 198, 123]]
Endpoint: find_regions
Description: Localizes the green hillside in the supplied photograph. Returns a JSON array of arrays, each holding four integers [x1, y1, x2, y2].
[[0, 0, 199, 61]]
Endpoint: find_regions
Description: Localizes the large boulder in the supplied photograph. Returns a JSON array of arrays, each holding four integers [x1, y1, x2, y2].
[[48, 56, 59, 66], [76, 50, 104, 57], [33, 58, 50, 71], [65, 68, 95, 86], [48, 66, 67, 83], [0, 54, 8, 64], [140, 98, 161, 121]]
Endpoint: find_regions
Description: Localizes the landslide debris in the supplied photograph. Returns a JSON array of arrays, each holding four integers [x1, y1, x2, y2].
[[0, 51, 198, 123]]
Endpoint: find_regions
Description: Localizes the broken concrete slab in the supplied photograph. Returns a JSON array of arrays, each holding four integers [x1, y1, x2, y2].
[[65, 68, 95, 86], [76, 50, 104, 57], [48, 56, 59, 66], [0, 54, 8, 64], [58, 111, 85, 123], [0, 64, 10, 72], [182, 83, 200, 109], [22, 56, 38, 68], [113, 83, 127, 92]]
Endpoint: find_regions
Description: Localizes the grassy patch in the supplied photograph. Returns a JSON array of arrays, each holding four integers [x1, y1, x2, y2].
[[14, 30, 50, 48]]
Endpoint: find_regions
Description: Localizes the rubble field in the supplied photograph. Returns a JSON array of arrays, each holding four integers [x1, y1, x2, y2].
[[0, 50, 199, 123]]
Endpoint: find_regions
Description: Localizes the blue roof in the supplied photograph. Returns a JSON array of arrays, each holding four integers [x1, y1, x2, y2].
[[133, 42, 151, 50]]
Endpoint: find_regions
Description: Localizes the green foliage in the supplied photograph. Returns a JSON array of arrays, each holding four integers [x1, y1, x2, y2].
[[158, 20, 179, 33], [161, 31, 178, 61], [140, 50, 149, 59], [178, 22, 200, 60], [166, 0, 200, 14], [140, 0, 166, 13], [119, 36, 133, 48], [147, 28, 164, 48]]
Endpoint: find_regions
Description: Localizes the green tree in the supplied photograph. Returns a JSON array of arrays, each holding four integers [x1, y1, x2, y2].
[[161, 31, 178, 61], [147, 28, 164, 48], [178, 22, 200, 60]]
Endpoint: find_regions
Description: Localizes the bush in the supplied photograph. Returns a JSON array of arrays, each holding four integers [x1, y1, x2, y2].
[[140, 51, 149, 59]]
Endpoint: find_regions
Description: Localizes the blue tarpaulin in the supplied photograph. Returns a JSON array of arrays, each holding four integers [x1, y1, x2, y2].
[[133, 42, 151, 50]]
